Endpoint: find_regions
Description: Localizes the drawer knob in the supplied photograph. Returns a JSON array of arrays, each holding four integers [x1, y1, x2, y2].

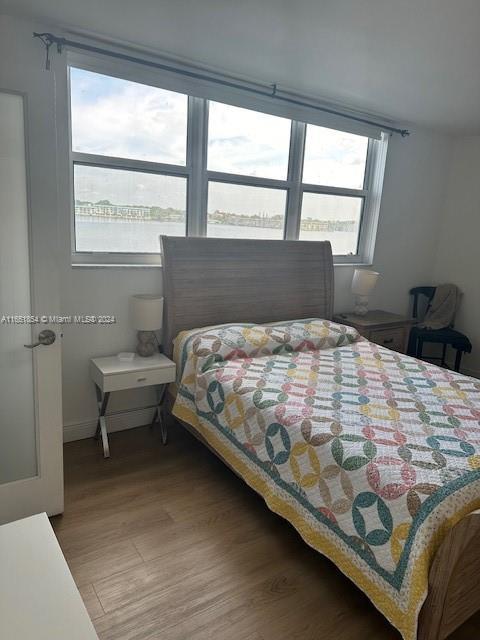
[[137, 377, 147, 382], [383, 338, 394, 344]]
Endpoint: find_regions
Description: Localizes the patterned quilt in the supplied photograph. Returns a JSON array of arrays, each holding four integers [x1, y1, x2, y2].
[[171, 319, 480, 640]]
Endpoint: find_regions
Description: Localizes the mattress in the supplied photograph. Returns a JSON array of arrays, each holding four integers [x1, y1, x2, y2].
[[171, 318, 480, 640]]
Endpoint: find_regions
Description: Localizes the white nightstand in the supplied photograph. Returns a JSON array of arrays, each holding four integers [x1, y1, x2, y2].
[[90, 353, 176, 458]]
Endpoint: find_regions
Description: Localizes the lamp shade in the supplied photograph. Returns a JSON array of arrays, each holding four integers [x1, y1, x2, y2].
[[351, 269, 379, 296], [130, 295, 163, 331]]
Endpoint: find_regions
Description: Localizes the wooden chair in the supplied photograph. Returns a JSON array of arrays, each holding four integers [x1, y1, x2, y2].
[[407, 286, 472, 372]]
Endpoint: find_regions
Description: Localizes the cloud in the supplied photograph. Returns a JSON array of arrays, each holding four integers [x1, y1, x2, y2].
[[207, 101, 291, 179], [71, 68, 188, 165], [303, 125, 368, 188]]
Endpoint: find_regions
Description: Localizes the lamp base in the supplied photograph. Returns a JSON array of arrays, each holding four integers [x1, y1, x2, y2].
[[353, 295, 369, 316], [136, 331, 157, 357]]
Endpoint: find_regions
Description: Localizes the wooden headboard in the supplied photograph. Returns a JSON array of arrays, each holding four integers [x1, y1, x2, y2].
[[160, 236, 334, 356]]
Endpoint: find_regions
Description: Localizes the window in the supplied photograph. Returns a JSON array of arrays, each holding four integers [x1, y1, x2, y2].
[[206, 102, 290, 241], [207, 182, 287, 240], [70, 68, 188, 165], [207, 102, 291, 179], [68, 62, 388, 265], [299, 193, 362, 254], [302, 124, 368, 189], [70, 67, 189, 260], [74, 165, 187, 253]]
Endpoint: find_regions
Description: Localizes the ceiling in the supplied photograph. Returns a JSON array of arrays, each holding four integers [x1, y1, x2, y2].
[[3, 0, 480, 134]]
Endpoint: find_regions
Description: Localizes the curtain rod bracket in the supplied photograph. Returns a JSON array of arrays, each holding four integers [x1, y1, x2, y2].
[[33, 32, 67, 68], [33, 32, 53, 70]]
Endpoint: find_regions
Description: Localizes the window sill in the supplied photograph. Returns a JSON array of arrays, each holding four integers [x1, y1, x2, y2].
[[72, 262, 162, 268], [72, 261, 372, 269], [333, 261, 373, 267]]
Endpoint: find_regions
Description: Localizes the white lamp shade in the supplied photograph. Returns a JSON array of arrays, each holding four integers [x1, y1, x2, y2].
[[351, 269, 380, 296], [130, 295, 163, 331]]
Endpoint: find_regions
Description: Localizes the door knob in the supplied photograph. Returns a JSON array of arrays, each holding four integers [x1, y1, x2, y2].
[[24, 329, 56, 349]]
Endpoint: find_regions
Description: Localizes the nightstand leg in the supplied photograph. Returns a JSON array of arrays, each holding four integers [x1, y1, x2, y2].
[[99, 415, 110, 458], [152, 384, 168, 445], [94, 385, 110, 458], [160, 417, 168, 446]]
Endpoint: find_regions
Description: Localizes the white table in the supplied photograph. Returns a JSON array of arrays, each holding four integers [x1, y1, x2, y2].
[[90, 353, 176, 458], [0, 513, 98, 640]]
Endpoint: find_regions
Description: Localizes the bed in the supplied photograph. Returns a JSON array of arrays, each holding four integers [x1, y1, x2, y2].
[[161, 236, 480, 640]]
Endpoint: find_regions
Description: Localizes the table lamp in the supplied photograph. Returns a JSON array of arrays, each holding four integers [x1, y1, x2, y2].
[[351, 269, 379, 316], [130, 294, 163, 357]]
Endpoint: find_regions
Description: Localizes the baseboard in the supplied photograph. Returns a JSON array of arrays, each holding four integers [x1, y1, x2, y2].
[[432, 356, 480, 380], [459, 366, 480, 380], [63, 407, 156, 443]]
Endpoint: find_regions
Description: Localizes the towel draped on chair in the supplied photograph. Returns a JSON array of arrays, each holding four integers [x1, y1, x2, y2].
[[420, 283, 460, 330]]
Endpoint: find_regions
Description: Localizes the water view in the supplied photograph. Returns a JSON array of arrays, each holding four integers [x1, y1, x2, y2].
[[75, 216, 358, 255]]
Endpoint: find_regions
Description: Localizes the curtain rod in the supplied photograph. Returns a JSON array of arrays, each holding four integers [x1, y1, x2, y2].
[[33, 31, 410, 137]]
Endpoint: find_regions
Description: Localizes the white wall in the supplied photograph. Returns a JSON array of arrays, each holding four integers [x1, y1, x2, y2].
[[433, 136, 480, 376], [336, 130, 452, 314], [1, 14, 455, 441], [60, 267, 161, 441]]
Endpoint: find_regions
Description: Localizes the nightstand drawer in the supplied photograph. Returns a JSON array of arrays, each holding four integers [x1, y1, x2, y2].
[[102, 365, 176, 392], [369, 328, 406, 352]]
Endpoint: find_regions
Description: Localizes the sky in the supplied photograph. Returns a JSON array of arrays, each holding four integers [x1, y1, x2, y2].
[[71, 67, 367, 220]]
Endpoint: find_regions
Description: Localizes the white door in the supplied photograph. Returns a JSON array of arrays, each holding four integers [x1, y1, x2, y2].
[[0, 65, 63, 523]]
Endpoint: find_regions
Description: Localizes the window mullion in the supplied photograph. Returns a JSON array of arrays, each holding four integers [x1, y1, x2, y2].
[[186, 96, 208, 236], [71, 152, 189, 177], [206, 170, 290, 190], [300, 184, 367, 198], [284, 121, 306, 240]]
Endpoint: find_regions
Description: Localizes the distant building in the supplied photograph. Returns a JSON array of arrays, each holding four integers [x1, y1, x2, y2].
[[75, 201, 355, 231], [75, 203, 151, 219]]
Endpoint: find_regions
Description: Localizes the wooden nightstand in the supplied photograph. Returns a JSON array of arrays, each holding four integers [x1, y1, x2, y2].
[[333, 310, 413, 353], [90, 353, 176, 458]]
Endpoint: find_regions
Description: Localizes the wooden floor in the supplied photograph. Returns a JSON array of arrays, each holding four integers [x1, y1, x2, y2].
[[53, 424, 480, 640]]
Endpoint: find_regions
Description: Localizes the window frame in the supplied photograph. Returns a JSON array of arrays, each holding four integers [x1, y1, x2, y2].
[[68, 55, 388, 267]]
